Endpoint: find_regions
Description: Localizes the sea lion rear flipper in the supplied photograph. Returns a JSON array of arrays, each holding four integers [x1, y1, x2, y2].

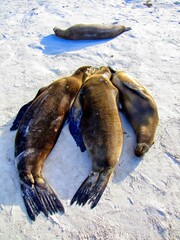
[[70, 170, 111, 208], [69, 95, 86, 152], [20, 182, 44, 221], [34, 180, 64, 216], [10, 86, 48, 131], [20, 178, 64, 221], [122, 81, 148, 100]]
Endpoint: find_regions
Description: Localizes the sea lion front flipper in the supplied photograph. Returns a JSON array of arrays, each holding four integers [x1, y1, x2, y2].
[[69, 95, 86, 152], [10, 86, 48, 131], [70, 169, 112, 208], [10, 101, 34, 131], [122, 81, 148, 100], [34, 179, 65, 216]]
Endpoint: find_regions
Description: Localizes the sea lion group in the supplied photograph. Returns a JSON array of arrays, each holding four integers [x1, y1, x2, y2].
[[11, 65, 159, 221]]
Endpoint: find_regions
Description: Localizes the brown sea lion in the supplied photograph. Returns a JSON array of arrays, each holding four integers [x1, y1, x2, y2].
[[53, 24, 131, 40], [13, 66, 97, 220], [69, 66, 123, 208], [10, 86, 48, 131], [109, 68, 159, 157]]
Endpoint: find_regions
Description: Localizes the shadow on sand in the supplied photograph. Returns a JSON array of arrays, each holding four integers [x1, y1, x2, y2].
[[112, 113, 142, 184], [40, 34, 112, 55]]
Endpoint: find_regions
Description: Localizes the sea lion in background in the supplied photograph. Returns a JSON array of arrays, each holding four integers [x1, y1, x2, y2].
[[14, 66, 97, 221], [109, 68, 159, 157], [53, 24, 131, 40], [69, 66, 123, 208]]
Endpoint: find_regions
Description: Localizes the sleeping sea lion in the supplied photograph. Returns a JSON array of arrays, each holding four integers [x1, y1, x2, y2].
[[109, 68, 159, 157], [53, 24, 131, 40], [10, 86, 48, 131], [13, 66, 97, 220], [69, 66, 123, 208]]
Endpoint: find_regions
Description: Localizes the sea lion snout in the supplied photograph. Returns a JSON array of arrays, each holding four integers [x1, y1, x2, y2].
[[53, 27, 59, 32], [134, 143, 150, 157]]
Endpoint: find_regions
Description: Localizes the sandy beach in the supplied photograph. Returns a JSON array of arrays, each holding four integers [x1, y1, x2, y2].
[[0, 0, 179, 239]]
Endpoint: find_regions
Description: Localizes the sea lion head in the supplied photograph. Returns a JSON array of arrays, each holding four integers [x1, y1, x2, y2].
[[99, 66, 112, 80], [53, 27, 64, 38], [134, 143, 150, 157], [73, 66, 98, 82]]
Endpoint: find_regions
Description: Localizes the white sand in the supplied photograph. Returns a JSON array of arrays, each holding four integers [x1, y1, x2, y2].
[[0, 0, 179, 239]]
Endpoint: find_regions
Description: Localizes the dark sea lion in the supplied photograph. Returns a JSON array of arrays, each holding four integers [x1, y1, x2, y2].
[[10, 86, 48, 131], [53, 24, 131, 40], [109, 68, 159, 157], [13, 66, 97, 220], [69, 66, 123, 208]]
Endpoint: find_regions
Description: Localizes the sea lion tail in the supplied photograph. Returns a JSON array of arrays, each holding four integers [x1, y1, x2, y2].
[[70, 169, 112, 208]]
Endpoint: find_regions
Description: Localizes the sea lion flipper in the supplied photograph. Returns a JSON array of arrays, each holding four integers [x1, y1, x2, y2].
[[35, 180, 65, 216], [70, 170, 111, 208], [122, 81, 148, 100], [69, 97, 86, 152], [20, 182, 43, 221], [10, 101, 34, 131], [10, 86, 48, 131], [20, 179, 64, 220]]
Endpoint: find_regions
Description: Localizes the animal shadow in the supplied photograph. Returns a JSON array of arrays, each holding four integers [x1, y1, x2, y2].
[[40, 34, 111, 55], [112, 113, 142, 184], [0, 120, 20, 207]]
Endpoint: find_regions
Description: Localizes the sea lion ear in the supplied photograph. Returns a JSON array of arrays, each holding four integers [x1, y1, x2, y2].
[[108, 66, 116, 74], [122, 81, 148, 100]]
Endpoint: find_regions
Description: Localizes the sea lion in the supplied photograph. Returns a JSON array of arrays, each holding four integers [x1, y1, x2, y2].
[[53, 24, 131, 40], [109, 68, 159, 157], [10, 86, 48, 131], [13, 66, 97, 220], [69, 66, 123, 208]]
